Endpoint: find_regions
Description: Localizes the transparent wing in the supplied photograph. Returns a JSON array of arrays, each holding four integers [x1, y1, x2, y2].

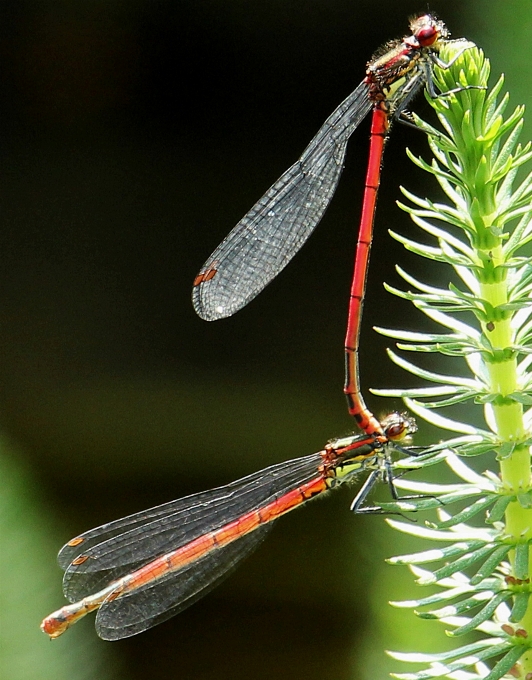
[[60, 452, 323, 602], [95, 525, 271, 640], [193, 81, 372, 320]]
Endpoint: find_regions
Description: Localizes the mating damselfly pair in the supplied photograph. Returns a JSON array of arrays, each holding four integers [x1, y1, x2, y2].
[[43, 13, 471, 641]]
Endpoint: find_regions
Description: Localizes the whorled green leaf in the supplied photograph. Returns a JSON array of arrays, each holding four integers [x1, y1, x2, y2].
[[378, 37, 532, 680]]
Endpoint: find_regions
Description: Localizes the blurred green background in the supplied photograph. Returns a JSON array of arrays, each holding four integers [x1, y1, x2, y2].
[[1, 1, 531, 679]]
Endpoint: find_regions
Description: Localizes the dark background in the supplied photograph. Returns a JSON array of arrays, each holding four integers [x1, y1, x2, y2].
[[2, 2, 531, 679]]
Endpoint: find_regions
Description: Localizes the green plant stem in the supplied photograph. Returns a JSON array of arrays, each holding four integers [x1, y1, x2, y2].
[[444, 42, 532, 674], [471, 86, 532, 677], [480, 247, 532, 665], [381, 41, 532, 679]]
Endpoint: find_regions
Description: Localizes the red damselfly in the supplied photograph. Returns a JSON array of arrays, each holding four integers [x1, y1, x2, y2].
[[192, 14, 470, 436], [41, 413, 415, 640], [41, 14, 469, 642]]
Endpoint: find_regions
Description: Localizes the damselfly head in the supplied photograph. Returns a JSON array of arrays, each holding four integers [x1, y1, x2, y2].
[[409, 13, 449, 48], [380, 412, 417, 442]]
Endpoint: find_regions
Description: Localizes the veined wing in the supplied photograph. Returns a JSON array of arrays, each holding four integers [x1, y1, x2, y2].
[[193, 81, 372, 321], [60, 452, 323, 602], [95, 525, 272, 639]]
